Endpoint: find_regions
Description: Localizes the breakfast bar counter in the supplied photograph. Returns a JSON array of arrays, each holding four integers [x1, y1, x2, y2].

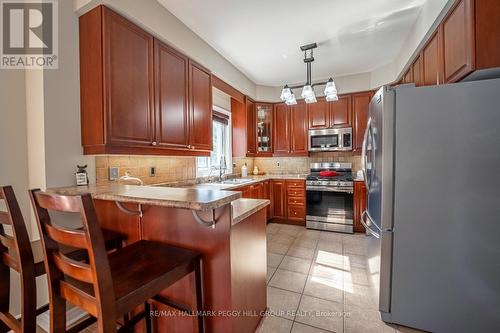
[[46, 184, 269, 333]]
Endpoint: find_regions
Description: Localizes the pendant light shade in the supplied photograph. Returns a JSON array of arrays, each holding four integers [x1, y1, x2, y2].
[[280, 85, 292, 102], [285, 93, 297, 105], [301, 85, 316, 103], [324, 78, 338, 102]]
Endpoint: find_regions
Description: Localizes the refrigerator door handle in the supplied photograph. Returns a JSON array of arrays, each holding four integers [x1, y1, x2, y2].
[[361, 118, 372, 191], [361, 210, 380, 238]]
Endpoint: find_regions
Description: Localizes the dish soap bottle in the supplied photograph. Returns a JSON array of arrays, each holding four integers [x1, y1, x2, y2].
[[253, 165, 259, 175], [241, 163, 248, 177]]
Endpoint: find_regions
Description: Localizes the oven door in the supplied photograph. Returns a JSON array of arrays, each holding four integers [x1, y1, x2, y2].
[[306, 187, 353, 225], [308, 130, 340, 151]]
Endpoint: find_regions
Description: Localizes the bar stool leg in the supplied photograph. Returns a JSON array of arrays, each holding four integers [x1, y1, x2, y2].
[[194, 259, 204, 333], [50, 296, 66, 333], [144, 302, 152, 333]]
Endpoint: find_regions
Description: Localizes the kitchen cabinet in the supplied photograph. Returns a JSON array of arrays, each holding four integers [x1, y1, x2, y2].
[[273, 102, 308, 156], [246, 98, 257, 156], [330, 95, 352, 127], [422, 30, 444, 86], [189, 61, 213, 151], [286, 180, 305, 223], [412, 55, 422, 86], [353, 180, 367, 233], [263, 180, 270, 219], [403, 69, 413, 84], [271, 180, 287, 219], [352, 92, 373, 152], [273, 103, 290, 156], [154, 39, 189, 150], [256, 103, 273, 156], [308, 99, 329, 129], [79, 5, 212, 156]]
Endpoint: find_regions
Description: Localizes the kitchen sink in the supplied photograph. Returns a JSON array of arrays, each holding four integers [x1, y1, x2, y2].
[[202, 178, 253, 186]]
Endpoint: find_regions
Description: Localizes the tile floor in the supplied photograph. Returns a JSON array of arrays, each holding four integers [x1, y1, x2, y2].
[[258, 223, 425, 333]]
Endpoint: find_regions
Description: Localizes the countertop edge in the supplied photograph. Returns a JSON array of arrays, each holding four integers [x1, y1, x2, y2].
[[231, 198, 270, 225]]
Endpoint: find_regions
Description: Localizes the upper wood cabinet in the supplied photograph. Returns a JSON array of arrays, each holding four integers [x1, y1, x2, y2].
[[403, 69, 413, 84], [79, 5, 212, 155], [255, 103, 273, 156], [352, 92, 372, 152], [442, 0, 474, 83], [154, 39, 189, 150], [422, 30, 444, 86], [330, 95, 352, 127], [273, 103, 290, 155], [289, 102, 308, 156], [307, 99, 329, 129], [189, 62, 212, 151], [245, 98, 256, 156], [412, 55, 422, 86]]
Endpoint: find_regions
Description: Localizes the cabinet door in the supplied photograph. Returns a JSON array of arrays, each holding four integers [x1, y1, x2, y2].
[[352, 92, 372, 152], [422, 30, 444, 86], [330, 95, 352, 127], [154, 40, 189, 149], [189, 61, 212, 151], [271, 180, 286, 219], [412, 55, 422, 86], [273, 103, 290, 155], [103, 7, 154, 146], [353, 181, 367, 233], [403, 69, 413, 84], [442, 0, 474, 83], [263, 181, 270, 219], [256, 103, 273, 155], [246, 99, 256, 156], [290, 101, 308, 156], [308, 99, 329, 129]]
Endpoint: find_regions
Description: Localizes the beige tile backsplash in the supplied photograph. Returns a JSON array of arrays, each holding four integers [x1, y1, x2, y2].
[[95, 152, 362, 184]]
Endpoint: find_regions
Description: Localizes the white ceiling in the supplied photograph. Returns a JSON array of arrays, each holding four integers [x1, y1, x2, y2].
[[157, 0, 427, 86]]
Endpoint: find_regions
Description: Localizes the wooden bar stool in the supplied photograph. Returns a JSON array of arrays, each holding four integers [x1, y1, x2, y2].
[[30, 190, 205, 333], [0, 185, 125, 333]]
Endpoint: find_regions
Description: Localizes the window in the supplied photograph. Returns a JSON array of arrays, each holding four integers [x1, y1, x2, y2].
[[196, 107, 232, 177]]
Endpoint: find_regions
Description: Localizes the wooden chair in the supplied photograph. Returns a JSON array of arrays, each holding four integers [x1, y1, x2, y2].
[[0, 185, 124, 333], [30, 189, 205, 333]]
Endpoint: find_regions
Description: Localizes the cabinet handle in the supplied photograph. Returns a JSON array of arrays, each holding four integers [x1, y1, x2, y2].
[[152, 141, 158, 146], [294, 200, 297, 203]]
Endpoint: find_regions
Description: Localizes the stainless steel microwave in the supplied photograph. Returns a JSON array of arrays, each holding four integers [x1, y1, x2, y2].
[[308, 127, 352, 152]]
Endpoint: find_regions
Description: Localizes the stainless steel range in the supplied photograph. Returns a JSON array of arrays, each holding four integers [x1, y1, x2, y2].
[[306, 162, 354, 233]]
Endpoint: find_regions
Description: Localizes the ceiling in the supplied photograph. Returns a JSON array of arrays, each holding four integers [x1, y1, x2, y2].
[[157, 0, 427, 86]]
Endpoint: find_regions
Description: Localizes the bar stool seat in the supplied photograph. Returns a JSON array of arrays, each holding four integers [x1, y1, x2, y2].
[[61, 240, 201, 317]]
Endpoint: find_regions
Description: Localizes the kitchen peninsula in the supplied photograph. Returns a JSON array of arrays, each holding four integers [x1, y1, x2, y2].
[[46, 184, 269, 333]]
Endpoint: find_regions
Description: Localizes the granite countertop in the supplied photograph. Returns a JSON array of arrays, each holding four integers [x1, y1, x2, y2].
[[46, 183, 241, 211], [231, 198, 270, 225]]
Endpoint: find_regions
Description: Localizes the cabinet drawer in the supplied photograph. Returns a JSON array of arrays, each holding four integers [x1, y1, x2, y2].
[[287, 188, 305, 197], [286, 180, 305, 189], [288, 205, 305, 220], [288, 196, 305, 206]]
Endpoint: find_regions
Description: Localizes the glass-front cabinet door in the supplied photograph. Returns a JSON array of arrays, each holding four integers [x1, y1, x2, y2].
[[256, 103, 273, 155]]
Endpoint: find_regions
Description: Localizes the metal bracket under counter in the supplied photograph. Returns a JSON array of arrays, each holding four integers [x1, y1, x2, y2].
[[192, 210, 217, 229], [115, 201, 143, 217]]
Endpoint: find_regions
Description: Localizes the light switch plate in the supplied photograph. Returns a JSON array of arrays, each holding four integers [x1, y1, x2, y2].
[[149, 167, 156, 177], [109, 167, 119, 181]]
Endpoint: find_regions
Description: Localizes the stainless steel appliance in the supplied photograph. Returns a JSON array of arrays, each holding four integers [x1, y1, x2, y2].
[[308, 127, 352, 152], [363, 79, 500, 333], [306, 162, 354, 233]]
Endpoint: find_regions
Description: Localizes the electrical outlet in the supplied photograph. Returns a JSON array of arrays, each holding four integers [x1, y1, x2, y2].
[[276, 161, 281, 168], [109, 167, 119, 181], [232, 163, 236, 168], [149, 167, 156, 177]]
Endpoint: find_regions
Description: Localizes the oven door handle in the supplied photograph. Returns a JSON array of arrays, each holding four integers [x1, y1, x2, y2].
[[306, 186, 353, 193], [360, 210, 380, 239]]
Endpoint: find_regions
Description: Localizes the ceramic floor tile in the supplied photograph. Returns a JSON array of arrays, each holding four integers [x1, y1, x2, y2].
[[314, 250, 345, 270], [268, 253, 285, 268], [344, 304, 395, 333], [303, 275, 344, 304], [273, 234, 297, 246], [287, 246, 316, 260], [293, 237, 319, 249], [267, 266, 277, 284], [393, 324, 428, 333], [308, 264, 345, 283], [343, 253, 367, 270], [319, 232, 344, 243], [297, 229, 322, 240], [269, 269, 308, 293], [295, 295, 344, 332], [267, 223, 282, 234], [343, 283, 378, 310], [291, 322, 332, 333], [343, 268, 370, 286], [316, 240, 343, 253], [267, 286, 302, 320], [268, 242, 291, 255], [279, 256, 312, 274], [256, 315, 293, 333]]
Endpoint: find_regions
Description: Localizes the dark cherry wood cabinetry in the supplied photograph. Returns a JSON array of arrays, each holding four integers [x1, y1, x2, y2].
[[79, 5, 212, 156], [352, 92, 373, 152], [245, 98, 257, 156], [308, 99, 329, 129], [286, 180, 306, 224], [270, 180, 287, 220], [398, 0, 500, 85], [353, 180, 367, 233], [307, 96, 352, 129], [273, 102, 308, 156], [330, 95, 352, 127]]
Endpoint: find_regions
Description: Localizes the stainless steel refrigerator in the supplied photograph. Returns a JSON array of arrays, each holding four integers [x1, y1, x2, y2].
[[361, 78, 500, 333]]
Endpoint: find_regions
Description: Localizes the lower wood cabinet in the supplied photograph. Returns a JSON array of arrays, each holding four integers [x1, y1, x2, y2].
[[286, 180, 305, 224], [270, 180, 287, 219], [353, 180, 367, 233]]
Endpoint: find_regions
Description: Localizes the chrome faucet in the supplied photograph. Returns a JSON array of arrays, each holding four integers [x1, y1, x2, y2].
[[219, 156, 227, 182], [119, 172, 144, 185]]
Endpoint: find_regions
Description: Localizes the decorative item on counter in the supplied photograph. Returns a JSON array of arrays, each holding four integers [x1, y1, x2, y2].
[[357, 170, 364, 179], [241, 163, 248, 177], [75, 165, 89, 186], [257, 171, 266, 175], [253, 165, 259, 175]]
